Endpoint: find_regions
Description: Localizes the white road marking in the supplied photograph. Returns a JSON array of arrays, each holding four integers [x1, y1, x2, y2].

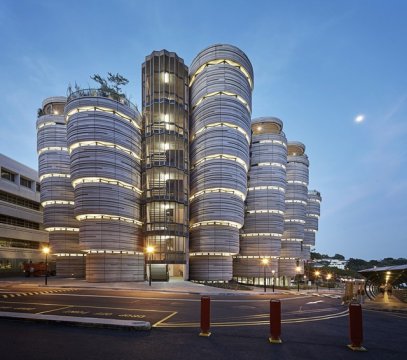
[[306, 300, 324, 304]]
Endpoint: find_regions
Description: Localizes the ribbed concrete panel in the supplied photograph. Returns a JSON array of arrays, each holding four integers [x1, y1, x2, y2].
[[237, 234, 281, 256], [278, 258, 304, 277], [48, 232, 80, 254], [190, 225, 239, 253], [234, 117, 286, 282], [189, 255, 232, 282], [79, 220, 143, 252], [65, 91, 143, 282], [39, 178, 74, 202], [190, 98, 251, 138], [189, 44, 254, 87], [189, 44, 253, 281], [190, 160, 247, 195], [56, 255, 85, 278], [37, 97, 84, 278], [190, 194, 244, 226], [301, 246, 311, 260], [43, 205, 77, 228], [233, 257, 278, 279], [86, 253, 144, 282], [304, 190, 322, 251], [191, 129, 250, 167], [279, 141, 309, 277], [73, 183, 140, 220]]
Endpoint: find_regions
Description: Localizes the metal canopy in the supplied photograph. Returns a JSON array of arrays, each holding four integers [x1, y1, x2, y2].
[[359, 264, 407, 287]]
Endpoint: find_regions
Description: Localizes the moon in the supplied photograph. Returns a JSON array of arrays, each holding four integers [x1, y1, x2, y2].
[[355, 114, 365, 123]]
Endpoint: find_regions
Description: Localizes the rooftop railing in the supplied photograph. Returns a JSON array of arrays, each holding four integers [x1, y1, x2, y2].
[[67, 88, 139, 112]]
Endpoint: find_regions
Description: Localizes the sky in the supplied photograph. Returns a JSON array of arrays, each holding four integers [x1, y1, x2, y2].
[[0, 0, 406, 260]]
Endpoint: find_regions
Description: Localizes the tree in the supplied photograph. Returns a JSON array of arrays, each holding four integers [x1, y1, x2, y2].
[[333, 253, 345, 260], [90, 74, 109, 93], [90, 73, 129, 99], [107, 72, 128, 94]]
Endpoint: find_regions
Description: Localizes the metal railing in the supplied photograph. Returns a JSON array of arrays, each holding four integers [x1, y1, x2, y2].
[[67, 88, 139, 112]]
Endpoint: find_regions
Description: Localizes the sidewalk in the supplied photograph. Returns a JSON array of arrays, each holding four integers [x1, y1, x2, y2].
[[362, 291, 407, 314], [0, 276, 341, 297]]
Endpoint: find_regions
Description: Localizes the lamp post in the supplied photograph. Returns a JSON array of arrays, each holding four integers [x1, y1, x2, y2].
[[261, 258, 269, 293], [146, 246, 154, 286], [327, 273, 332, 290], [272, 270, 275, 292], [296, 266, 301, 292], [315, 270, 320, 292], [42, 246, 50, 286]]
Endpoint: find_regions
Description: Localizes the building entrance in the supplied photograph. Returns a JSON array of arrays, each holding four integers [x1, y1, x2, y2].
[[168, 264, 185, 280]]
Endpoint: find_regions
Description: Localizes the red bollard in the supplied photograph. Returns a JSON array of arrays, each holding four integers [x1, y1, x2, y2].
[[199, 296, 211, 337], [269, 299, 282, 344], [348, 303, 367, 351]]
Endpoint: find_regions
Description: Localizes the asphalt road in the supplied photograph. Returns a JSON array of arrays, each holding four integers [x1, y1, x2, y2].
[[0, 285, 406, 360], [0, 285, 345, 326]]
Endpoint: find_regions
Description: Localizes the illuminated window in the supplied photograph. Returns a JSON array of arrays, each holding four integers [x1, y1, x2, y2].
[[164, 72, 170, 83]]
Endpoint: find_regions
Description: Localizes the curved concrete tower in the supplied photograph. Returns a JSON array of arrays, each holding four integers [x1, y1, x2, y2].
[[65, 90, 144, 282], [304, 190, 322, 257], [37, 97, 85, 277], [279, 141, 309, 278], [142, 50, 189, 280], [189, 44, 254, 281], [233, 117, 287, 285]]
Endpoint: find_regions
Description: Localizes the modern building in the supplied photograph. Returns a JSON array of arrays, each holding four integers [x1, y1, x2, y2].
[[142, 50, 190, 280], [279, 142, 309, 279], [0, 153, 48, 276], [36, 97, 85, 278], [189, 44, 254, 281], [233, 117, 287, 285], [65, 89, 144, 282], [21, 43, 322, 283]]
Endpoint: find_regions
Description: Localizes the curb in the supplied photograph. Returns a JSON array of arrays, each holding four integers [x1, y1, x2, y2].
[[0, 311, 151, 331]]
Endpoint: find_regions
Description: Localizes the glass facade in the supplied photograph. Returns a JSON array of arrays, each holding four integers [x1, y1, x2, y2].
[[142, 51, 189, 266]]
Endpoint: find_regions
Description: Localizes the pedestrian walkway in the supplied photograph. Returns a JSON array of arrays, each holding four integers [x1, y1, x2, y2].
[[0, 276, 341, 297], [362, 291, 407, 313]]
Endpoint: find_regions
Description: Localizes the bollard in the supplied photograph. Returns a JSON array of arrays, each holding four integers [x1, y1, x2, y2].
[[347, 303, 367, 351], [269, 299, 282, 344], [199, 296, 211, 337]]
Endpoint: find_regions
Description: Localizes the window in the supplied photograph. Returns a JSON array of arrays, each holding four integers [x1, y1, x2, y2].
[[0, 190, 40, 210], [20, 177, 32, 189], [0, 214, 40, 229], [36, 183, 41, 192], [1, 168, 15, 182]]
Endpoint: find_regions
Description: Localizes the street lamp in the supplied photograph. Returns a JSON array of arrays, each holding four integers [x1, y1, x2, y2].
[[296, 266, 301, 292], [326, 273, 332, 290], [261, 258, 269, 293], [146, 246, 154, 286], [315, 270, 320, 292], [42, 246, 50, 286], [271, 270, 276, 292]]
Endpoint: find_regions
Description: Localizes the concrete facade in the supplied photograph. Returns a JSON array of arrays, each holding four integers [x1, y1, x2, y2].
[[0, 153, 48, 276], [37, 97, 85, 278], [233, 117, 287, 285], [189, 44, 254, 281], [279, 142, 309, 277], [65, 90, 144, 282]]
